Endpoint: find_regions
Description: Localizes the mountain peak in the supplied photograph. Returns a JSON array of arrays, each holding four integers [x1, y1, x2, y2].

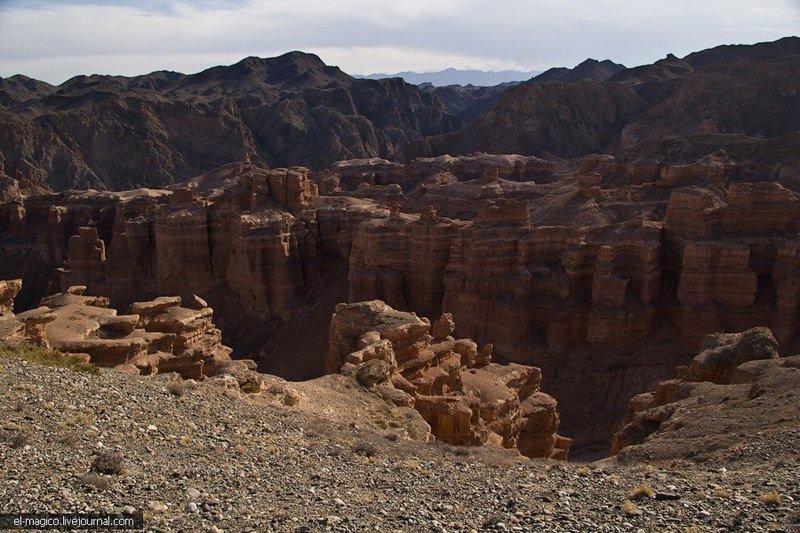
[[533, 58, 626, 83]]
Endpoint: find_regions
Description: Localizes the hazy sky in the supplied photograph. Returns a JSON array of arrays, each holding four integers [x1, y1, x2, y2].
[[1, 0, 798, 84]]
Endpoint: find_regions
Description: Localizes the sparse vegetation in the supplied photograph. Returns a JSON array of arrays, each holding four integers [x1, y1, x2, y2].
[[629, 483, 655, 500], [353, 440, 378, 457], [59, 433, 79, 446], [620, 499, 641, 516], [760, 490, 782, 506], [167, 382, 186, 397], [0, 342, 99, 374], [712, 487, 733, 498], [91, 451, 125, 476], [452, 446, 470, 457]]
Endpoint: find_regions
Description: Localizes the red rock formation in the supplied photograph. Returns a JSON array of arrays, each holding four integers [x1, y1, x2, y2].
[[406, 154, 555, 183], [348, 212, 466, 318], [664, 182, 800, 346], [0, 279, 21, 315], [0, 281, 264, 392], [4, 152, 800, 455], [27, 166, 380, 327], [348, 199, 662, 361], [325, 300, 570, 459], [328, 158, 407, 191]]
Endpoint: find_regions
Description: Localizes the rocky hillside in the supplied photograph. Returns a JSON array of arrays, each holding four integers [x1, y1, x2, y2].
[[1, 338, 798, 531], [0, 52, 462, 191], [410, 37, 800, 165]]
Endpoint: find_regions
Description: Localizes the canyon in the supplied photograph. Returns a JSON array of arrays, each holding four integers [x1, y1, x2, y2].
[[2, 142, 799, 454], [0, 36, 798, 460]]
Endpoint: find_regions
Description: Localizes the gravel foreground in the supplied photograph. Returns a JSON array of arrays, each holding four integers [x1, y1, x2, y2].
[[1, 356, 798, 532]]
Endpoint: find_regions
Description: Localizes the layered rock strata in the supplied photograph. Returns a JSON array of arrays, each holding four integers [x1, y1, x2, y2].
[[348, 201, 663, 360], [0, 161, 382, 322], [664, 183, 800, 346], [0, 280, 264, 392], [325, 300, 571, 459]]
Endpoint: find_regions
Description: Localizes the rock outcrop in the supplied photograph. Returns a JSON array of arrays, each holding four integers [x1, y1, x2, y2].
[[664, 182, 800, 346], [611, 327, 783, 455], [0, 280, 265, 393], [325, 300, 571, 459]]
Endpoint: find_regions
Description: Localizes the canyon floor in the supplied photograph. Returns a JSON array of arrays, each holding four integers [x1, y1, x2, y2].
[[1, 353, 798, 532]]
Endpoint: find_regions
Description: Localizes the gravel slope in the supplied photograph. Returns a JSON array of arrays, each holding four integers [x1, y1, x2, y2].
[[1, 356, 798, 532]]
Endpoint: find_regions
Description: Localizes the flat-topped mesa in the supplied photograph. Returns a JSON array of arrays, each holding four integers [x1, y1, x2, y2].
[[0, 282, 263, 393], [325, 300, 571, 459], [474, 198, 531, 227], [328, 158, 407, 192], [321, 154, 555, 194], [666, 182, 800, 240], [407, 154, 556, 182], [130, 296, 183, 327], [612, 327, 783, 456]]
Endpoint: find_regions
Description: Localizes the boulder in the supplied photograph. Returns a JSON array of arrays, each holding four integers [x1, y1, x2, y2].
[[689, 327, 779, 384], [355, 359, 392, 387]]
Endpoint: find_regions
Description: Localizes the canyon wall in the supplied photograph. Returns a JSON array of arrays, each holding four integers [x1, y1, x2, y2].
[[2, 154, 799, 451], [0, 161, 385, 324]]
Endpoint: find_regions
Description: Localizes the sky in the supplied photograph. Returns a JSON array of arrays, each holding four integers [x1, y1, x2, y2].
[[0, 0, 798, 84]]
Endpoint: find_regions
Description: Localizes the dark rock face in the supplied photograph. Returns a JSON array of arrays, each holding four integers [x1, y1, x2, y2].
[[0, 53, 462, 191], [411, 81, 647, 159], [419, 82, 519, 122]]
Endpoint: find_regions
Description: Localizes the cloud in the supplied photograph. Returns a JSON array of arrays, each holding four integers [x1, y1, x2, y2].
[[0, 0, 797, 83]]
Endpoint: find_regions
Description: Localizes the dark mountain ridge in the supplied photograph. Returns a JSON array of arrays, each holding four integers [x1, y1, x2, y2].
[[0, 52, 462, 190], [408, 37, 800, 169], [533, 58, 627, 82]]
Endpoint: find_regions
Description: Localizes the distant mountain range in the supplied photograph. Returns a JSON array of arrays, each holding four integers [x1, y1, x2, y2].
[[356, 68, 542, 87]]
